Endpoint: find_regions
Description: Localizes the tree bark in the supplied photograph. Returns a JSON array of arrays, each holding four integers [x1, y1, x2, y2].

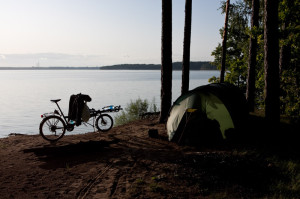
[[181, 0, 192, 95], [160, 0, 172, 123], [279, 42, 291, 74], [246, 0, 259, 112], [220, 0, 230, 83], [279, 0, 292, 75], [264, 0, 280, 124]]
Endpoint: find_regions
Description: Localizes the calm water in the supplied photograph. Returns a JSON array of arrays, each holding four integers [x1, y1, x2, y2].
[[0, 70, 218, 138]]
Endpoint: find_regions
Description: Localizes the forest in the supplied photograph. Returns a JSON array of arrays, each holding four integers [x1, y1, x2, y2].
[[209, 0, 299, 122]]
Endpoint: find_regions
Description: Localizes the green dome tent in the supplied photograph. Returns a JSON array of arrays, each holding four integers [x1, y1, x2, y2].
[[166, 83, 248, 144]]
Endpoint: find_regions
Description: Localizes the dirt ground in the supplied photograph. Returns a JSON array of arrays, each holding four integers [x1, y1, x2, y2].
[[0, 117, 298, 199]]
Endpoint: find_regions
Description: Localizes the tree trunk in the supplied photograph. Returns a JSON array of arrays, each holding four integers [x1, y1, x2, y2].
[[279, 42, 291, 74], [279, 1, 292, 75], [220, 0, 230, 83], [264, 0, 280, 124], [246, 0, 259, 112], [279, 0, 293, 114], [181, 0, 192, 95], [160, 0, 172, 123]]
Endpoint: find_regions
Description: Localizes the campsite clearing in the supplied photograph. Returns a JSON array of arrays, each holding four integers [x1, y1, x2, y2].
[[0, 116, 299, 198]]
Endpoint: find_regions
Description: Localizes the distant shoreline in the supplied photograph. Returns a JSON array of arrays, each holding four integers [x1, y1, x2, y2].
[[0, 61, 217, 70]]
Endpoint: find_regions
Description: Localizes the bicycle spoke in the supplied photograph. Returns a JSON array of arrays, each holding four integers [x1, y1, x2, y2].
[[96, 114, 113, 132], [51, 118, 56, 125], [54, 118, 60, 126], [101, 119, 107, 125], [45, 120, 52, 127]]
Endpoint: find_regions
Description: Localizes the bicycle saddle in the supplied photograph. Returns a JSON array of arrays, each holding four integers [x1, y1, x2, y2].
[[50, 99, 61, 103]]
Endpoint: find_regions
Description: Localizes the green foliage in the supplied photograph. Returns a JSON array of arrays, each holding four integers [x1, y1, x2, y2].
[[114, 97, 159, 126], [278, 0, 300, 119], [280, 70, 300, 120], [208, 75, 219, 83], [212, 0, 252, 91], [212, 0, 300, 119], [149, 175, 165, 192]]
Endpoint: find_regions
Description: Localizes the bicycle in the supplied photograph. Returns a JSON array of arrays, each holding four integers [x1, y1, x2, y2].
[[39, 99, 122, 142]]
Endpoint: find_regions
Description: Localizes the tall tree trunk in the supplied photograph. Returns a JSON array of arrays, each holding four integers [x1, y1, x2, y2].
[[220, 0, 230, 83], [181, 0, 192, 95], [264, 0, 280, 124], [279, 0, 292, 74], [279, 0, 293, 114], [246, 0, 259, 112], [160, 0, 172, 123], [279, 40, 291, 74]]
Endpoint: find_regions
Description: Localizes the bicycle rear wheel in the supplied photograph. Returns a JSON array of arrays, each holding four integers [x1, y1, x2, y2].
[[39, 115, 66, 142], [95, 114, 113, 132]]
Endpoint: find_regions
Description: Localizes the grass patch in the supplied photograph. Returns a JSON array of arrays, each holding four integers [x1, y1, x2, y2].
[[0, 142, 8, 149], [129, 178, 146, 197], [269, 158, 300, 198], [149, 182, 162, 192], [136, 178, 145, 185]]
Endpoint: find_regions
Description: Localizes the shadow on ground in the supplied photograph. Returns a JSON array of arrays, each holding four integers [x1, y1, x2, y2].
[[24, 139, 121, 169]]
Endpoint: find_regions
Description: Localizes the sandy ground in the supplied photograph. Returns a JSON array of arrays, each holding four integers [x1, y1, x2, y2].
[[0, 117, 296, 198]]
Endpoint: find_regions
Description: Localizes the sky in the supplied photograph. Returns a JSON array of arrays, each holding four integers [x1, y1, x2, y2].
[[0, 0, 234, 67]]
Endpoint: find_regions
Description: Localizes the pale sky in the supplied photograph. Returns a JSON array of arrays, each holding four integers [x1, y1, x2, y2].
[[0, 0, 234, 67]]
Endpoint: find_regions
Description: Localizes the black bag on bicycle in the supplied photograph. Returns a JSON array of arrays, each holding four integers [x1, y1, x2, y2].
[[68, 93, 91, 126]]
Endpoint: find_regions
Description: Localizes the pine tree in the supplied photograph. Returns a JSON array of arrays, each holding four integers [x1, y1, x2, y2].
[[181, 0, 192, 95], [246, 0, 260, 112], [220, 0, 230, 83], [160, 0, 172, 123], [264, 0, 280, 124]]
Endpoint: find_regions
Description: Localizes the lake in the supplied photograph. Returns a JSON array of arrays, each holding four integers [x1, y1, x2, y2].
[[0, 70, 219, 138]]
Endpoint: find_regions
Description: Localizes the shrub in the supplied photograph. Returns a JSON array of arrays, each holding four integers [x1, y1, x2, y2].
[[115, 97, 159, 126]]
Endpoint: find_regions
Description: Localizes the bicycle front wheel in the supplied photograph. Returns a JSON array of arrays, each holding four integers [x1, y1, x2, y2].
[[39, 115, 66, 142], [95, 114, 113, 132]]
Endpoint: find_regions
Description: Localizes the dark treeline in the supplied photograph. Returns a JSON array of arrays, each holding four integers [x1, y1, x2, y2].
[[100, 61, 216, 70], [0, 61, 216, 71]]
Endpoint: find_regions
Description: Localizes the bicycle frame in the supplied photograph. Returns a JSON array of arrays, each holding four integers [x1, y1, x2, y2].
[[39, 98, 121, 142], [53, 101, 69, 124], [41, 100, 122, 131]]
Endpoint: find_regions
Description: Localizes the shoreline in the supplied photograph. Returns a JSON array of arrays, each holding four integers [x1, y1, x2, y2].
[[0, 61, 217, 70], [0, 68, 218, 71]]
